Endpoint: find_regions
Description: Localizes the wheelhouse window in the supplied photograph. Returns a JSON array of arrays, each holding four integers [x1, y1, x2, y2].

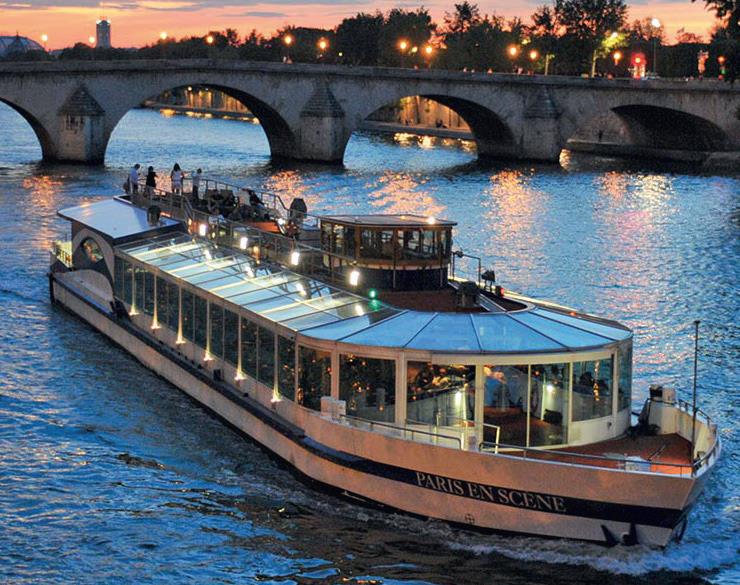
[[277, 336, 295, 400], [529, 363, 569, 446], [360, 229, 394, 260], [618, 343, 632, 411], [572, 358, 614, 421], [483, 365, 528, 446], [406, 362, 474, 427], [339, 354, 395, 422], [297, 346, 331, 411]]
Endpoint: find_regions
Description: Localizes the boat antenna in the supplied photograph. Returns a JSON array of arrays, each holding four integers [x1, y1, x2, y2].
[[690, 319, 700, 466]]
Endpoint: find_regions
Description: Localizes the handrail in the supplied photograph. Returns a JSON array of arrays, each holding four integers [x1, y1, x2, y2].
[[339, 414, 462, 449], [51, 240, 73, 268]]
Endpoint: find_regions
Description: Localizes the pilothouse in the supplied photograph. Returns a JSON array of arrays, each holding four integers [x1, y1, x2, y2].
[[48, 176, 720, 547]]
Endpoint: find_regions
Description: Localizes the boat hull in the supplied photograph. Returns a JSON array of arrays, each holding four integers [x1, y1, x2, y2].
[[50, 273, 707, 547]]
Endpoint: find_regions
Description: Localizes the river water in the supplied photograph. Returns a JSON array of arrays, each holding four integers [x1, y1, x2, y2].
[[0, 105, 737, 584]]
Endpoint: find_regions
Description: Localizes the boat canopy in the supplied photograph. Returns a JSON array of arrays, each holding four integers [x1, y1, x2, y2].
[[118, 231, 631, 354]]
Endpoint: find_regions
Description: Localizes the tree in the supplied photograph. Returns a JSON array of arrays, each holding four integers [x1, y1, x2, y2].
[[438, 13, 520, 71], [692, 0, 739, 40], [554, 0, 628, 75], [443, 2, 482, 36], [378, 8, 436, 66], [531, 5, 560, 74], [675, 28, 704, 44], [336, 12, 385, 65], [628, 18, 666, 43]]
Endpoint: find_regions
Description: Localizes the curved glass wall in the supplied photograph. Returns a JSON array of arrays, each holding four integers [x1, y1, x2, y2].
[[277, 336, 295, 400], [483, 365, 528, 446], [572, 358, 614, 421], [297, 346, 331, 411], [618, 342, 632, 411], [407, 363, 475, 427], [529, 363, 569, 446], [339, 355, 395, 422]]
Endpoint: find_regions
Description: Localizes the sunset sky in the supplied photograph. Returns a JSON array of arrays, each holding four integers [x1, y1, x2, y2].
[[0, 0, 720, 49]]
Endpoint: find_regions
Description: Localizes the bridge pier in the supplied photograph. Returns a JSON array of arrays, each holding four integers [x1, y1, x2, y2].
[[294, 82, 347, 163], [53, 85, 107, 164]]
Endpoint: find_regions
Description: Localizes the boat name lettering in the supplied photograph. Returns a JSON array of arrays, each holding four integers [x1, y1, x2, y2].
[[414, 472, 567, 513]]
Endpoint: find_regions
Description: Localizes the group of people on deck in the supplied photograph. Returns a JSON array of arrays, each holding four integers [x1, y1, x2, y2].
[[128, 163, 203, 199]]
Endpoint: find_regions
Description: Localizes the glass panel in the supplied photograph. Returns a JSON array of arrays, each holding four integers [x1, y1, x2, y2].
[[194, 295, 208, 349], [302, 308, 401, 339], [224, 309, 239, 366], [341, 311, 430, 346], [282, 311, 342, 331], [483, 365, 529, 446], [134, 265, 145, 310], [340, 355, 395, 423], [277, 336, 296, 400], [209, 303, 224, 358], [398, 229, 421, 260], [406, 314, 479, 352], [473, 314, 562, 353], [360, 229, 394, 259], [240, 317, 257, 378], [406, 362, 475, 427], [143, 271, 155, 316], [573, 358, 614, 422], [156, 276, 168, 327], [165, 282, 179, 331], [258, 327, 275, 388], [181, 289, 194, 341], [297, 346, 332, 411], [618, 342, 632, 411], [114, 257, 125, 299], [123, 260, 133, 305], [529, 363, 569, 446], [509, 312, 610, 349], [533, 308, 631, 341]]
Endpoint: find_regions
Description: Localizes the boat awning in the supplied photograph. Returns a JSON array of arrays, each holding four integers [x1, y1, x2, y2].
[[58, 198, 181, 243], [117, 232, 631, 354]]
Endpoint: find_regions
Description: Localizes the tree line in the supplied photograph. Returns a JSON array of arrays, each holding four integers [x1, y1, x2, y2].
[[3, 0, 737, 80]]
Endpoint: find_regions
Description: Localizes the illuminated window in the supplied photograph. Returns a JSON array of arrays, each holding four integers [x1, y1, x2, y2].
[[81, 237, 104, 263]]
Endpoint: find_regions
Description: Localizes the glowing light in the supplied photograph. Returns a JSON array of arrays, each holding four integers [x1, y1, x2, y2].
[[235, 371, 246, 381], [508, 45, 518, 57], [206, 34, 214, 45], [348, 269, 360, 287], [88, 36, 95, 44], [204, 249, 212, 261], [277, 218, 286, 226], [198, 223, 207, 236], [424, 45, 433, 56], [244, 265, 255, 278], [610, 31, 619, 39], [203, 352, 213, 362], [283, 34, 293, 46], [398, 39, 408, 51], [426, 216, 436, 225], [529, 49, 539, 61], [40, 34, 48, 43], [159, 31, 168, 40], [290, 250, 300, 266], [239, 236, 248, 250], [368, 288, 378, 299], [410, 46, 418, 54], [651, 17, 661, 28], [546, 383, 555, 394], [613, 50, 623, 64], [354, 304, 365, 316], [296, 282, 306, 296], [318, 38, 328, 51]]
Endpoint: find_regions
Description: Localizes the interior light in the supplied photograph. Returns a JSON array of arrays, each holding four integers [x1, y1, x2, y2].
[[239, 236, 248, 250], [546, 383, 555, 394], [198, 223, 207, 237], [290, 250, 300, 266], [349, 269, 360, 286], [235, 371, 245, 381]]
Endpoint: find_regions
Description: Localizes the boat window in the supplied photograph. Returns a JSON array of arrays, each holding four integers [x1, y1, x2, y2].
[[406, 362, 475, 427], [81, 237, 104, 263], [156, 276, 169, 328], [297, 346, 331, 411], [143, 271, 155, 316], [340, 355, 396, 422], [277, 336, 296, 400], [529, 363, 569, 446], [360, 229, 394, 259], [258, 327, 275, 388], [572, 358, 614, 422], [483, 365, 529, 447], [194, 295, 208, 349], [123, 260, 133, 305], [114, 257, 125, 300], [166, 282, 179, 332], [224, 309, 239, 366], [209, 303, 224, 358], [240, 317, 257, 378], [618, 343, 632, 411], [181, 289, 194, 341], [134, 265, 146, 311]]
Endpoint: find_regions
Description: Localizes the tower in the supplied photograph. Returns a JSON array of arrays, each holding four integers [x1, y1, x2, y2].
[[96, 17, 111, 48]]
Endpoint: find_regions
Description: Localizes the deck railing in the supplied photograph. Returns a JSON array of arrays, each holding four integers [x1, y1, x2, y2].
[[338, 414, 463, 449], [51, 240, 73, 268]]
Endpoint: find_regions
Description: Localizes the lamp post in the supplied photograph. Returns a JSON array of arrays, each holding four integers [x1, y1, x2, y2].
[[650, 17, 661, 75], [613, 50, 622, 74], [423, 44, 433, 68], [206, 34, 214, 45], [317, 38, 328, 61], [88, 36, 95, 46], [507, 45, 519, 73], [40, 34, 48, 51], [283, 33, 293, 63]]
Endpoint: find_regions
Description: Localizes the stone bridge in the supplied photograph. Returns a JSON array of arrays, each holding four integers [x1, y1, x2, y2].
[[0, 59, 738, 164]]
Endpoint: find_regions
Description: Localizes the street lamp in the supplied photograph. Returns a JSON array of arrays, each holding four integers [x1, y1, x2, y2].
[[613, 50, 622, 66], [88, 36, 95, 45], [318, 38, 328, 51], [159, 31, 168, 41], [398, 39, 408, 51], [206, 34, 214, 45], [529, 49, 539, 61], [508, 45, 519, 58], [282, 33, 293, 63], [283, 34, 293, 46], [650, 18, 661, 75], [40, 34, 48, 50]]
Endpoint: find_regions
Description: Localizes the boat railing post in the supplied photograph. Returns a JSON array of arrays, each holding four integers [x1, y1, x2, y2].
[[690, 319, 700, 474]]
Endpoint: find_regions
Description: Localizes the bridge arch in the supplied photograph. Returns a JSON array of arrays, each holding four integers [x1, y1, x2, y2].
[[563, 104, 733, 159], [104, 82, 297, 163], [0, 98, 55, 160], [347, 93, 518, 161]]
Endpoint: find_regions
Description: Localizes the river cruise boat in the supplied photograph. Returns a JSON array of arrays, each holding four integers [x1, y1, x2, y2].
[[48, 181, 720, 547]]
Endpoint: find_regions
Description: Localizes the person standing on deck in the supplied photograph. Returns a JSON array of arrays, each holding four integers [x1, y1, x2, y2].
[[170, 163, 184, 195], [145, 166, 157, 196], [192, 168, 203, 202], [128, 164, 141, 194]]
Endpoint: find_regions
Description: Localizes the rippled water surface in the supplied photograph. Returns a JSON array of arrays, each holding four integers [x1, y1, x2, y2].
[[0, 104, 738, 584]]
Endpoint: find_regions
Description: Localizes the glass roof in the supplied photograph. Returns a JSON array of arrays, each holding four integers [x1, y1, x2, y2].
[[118, 234, 631, 354]]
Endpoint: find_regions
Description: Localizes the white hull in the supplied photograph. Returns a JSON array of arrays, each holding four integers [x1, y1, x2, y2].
[[51, 274, 711, 547]]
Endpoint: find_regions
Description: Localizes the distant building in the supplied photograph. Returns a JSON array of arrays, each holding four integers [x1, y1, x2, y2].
[[96, 18, 111, 48], [0, 35, 44, 58]]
